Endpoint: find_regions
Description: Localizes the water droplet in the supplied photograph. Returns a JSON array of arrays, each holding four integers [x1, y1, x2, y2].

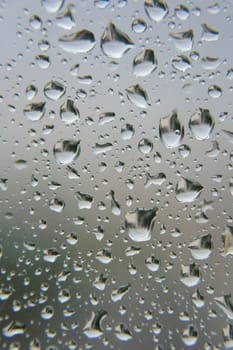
[[43, 248, 60, 263], [23, 102, 46, 121], [125, 207, 157, 242], [189, 108, 215, 140], [115, 324, 132, 341], [144, 0, 169, 22], [29, 15, 42, 30], [178, 144, 190, 158], [41, 0, 64, 13], [41, 305, 54, 319], [175, 4, 190, 20], [14, 160, 28, 170], [53, 139, 81, 165], [59, 29, 96, 54], [215, 294, 233, 320], [182, 325, 199, 346], [171, 55, 191, 72], [49, 197, 65, 213], [180, 263, 201, 287], [144, 172, 166, 188], [58, 289, 71, 304], [170, 30, 194, 52], [145, 255, 160, 271], [75, 191, 93, 209], [131, 19, 147, 33], [29, 338, 41, 350], [205, 141, 220, 158], [126, 84, 150, 108], [138, 138, 153, 153], [35, 54, 51, 69], [96, 248, 112, 264], [55, 5, 75, 30], [0, 178, 8, 191], [101, 22, 134, 58], [25, 84, 38, 100], [44, 80, 66, 101], [223, 324, 233, 348], [67, 165, 80, 179], [107, 190, 121, 216], [192, 289, 205, 308], [60, 99, 79, 123], [94, 0, 111, 8], [189, 233, 213, 260], [201, 56, 220, 70], [2, 321, 25, 338], [201, 23, 219, 42], [222, 226, 233, 257], [93, 274, 107, 291], [93, 142, 113, 155], [133, 49, 157, 77], [208, 85, 222, 98], [83, 310, 107, 338], [111, 284, 131, 302], [176, 177, 203, 203], [98, 112, 115, 125], [159, 110, 184, 148]]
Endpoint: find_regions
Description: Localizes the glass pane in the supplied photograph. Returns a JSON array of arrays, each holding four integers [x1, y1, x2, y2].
[[0, 0, 232, 349]]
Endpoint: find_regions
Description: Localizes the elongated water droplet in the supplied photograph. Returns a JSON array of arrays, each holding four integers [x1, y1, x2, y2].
[[201, 56, 220, 70], [41, 0, 64, 13], [3, 321, 25, 338], [58, 30, 96, 54], [133, 49, 157, 77], [98, 112, 115, 125], [23, 102, 46, 121], [180, 263, 201, 287], [108, 190, 121, 216], [43, 248, 60, 263], [215, 295, 233, 320], [126, 84, 150, 108], [159, 110, 184, 148], [60, 99, 79, 123], [170, 30, 194, 52], [93, 142, 113, 155], [189, 108, 215, 140], [53, 139, 81, 165], [83, 310, 107, 338], [101, 22, 134, 59], [94, 0, 110, 8], [144, 172, 166, 188], [125, 207, 157, 242], [111, 284, 131, 302], [144, 0, 169, 22], [189, 233, 213, 260], [175, 177, 203, 203], [44, 81, 66, 101]]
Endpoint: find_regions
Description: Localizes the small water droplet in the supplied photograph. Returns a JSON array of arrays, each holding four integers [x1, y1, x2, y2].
[[182, 325, 199, 346], [29, 15, 42, 30], [75, 191, 93, 209], [138, 138, 153, 153], [115, 324, 132, 341], [180, 263, 201, 287], [94, 0, 111, 8], [189, 233, 213, 260], [131, 18, 147, 33], [144, 172, 166, 188], [175, 4, 190, 20], [208, 85, 222, 98], [49, 197, 65, 213], [55, 5, 75, 30], [171, 55, 191, 72], [41, 0, 64, 13], [145, 255, 160, 271]]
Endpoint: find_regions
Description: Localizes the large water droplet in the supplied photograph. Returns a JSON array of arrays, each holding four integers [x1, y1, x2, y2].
[[75, 191, 93, 209], [60, 99, 79, 123], [126, 84, 150, 108], [133, 49, 157, 77], [208, 85, 222, 98], [111, 284, 131, 302], [101, 22, 134, 58], [215, 295, 233, 320], [121, 123, 134, 140], [53, 139, 81, 165], [44, 81, 66, 101], [170, 30, 194, 52], [58, 30, 96, 54], [175, 177, 203, 203], [23, 102, 46, 121], [144, 0, 169, 22], [171, 55, 191, 72], [201, 56, 220, 70], [131, 18, 147, 33], [138, 138, 153, 153], [159, 110, 184, 148], [175, 4, 190, 20], [49, 197, 65, 213], [189, 108, 215, 140], [55, 5, 75, 30], [2, 321, 25, 338], [115, 324, 132, 341], [125, 207, 157, 242], [145, 255, 160, 271]]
